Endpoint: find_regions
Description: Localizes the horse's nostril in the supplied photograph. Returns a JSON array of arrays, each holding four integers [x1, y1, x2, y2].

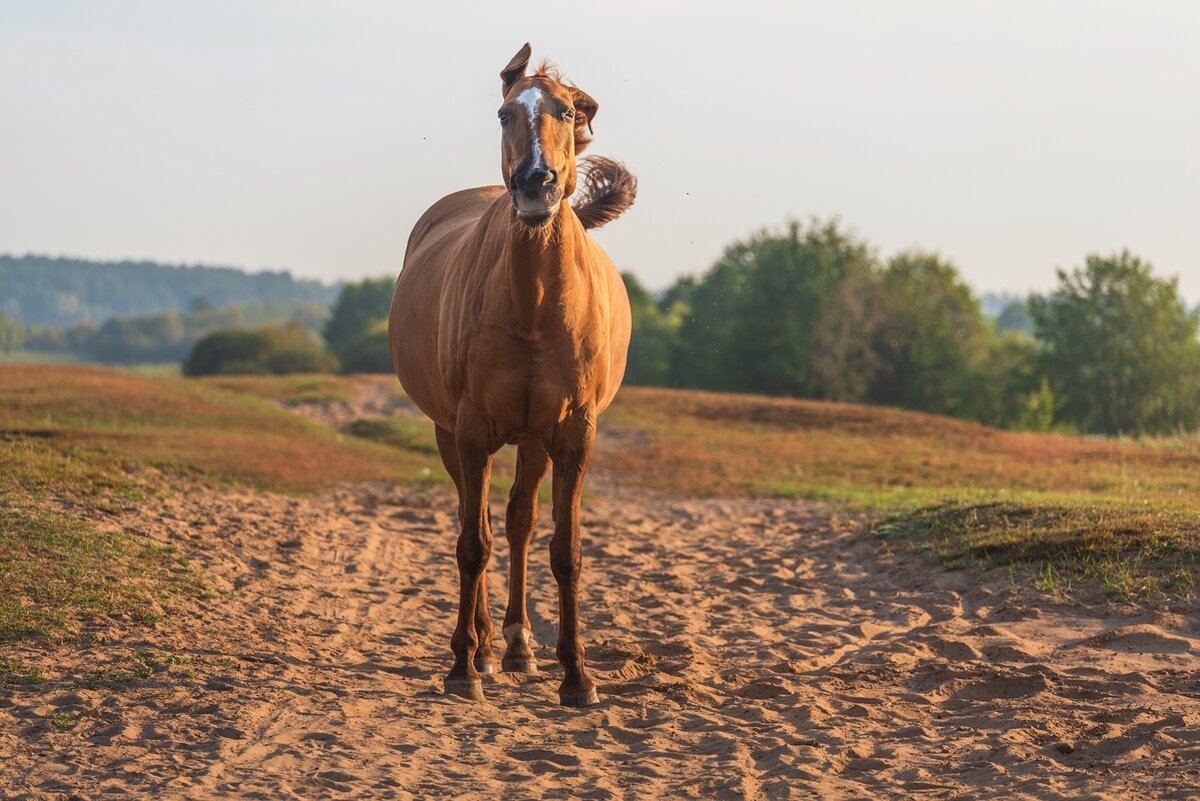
[[513, 166, 557, 195], [527, 168, 553, 188]]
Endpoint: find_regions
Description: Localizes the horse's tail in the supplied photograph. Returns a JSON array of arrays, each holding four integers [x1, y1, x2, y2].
[[571, 156, 637, 230]]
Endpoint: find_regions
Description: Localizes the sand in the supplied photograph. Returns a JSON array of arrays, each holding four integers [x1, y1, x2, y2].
[[2, 395, 1199, 799]]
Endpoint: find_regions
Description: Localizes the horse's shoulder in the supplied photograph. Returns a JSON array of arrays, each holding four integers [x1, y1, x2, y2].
[[406, 186, 507, 257]]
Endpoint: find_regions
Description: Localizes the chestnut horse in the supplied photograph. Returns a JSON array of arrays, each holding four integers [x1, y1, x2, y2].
[[388, 44, 636, 706]]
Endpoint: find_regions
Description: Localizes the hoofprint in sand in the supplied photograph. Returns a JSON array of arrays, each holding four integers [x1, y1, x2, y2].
[[3, 479, 1199, 800]]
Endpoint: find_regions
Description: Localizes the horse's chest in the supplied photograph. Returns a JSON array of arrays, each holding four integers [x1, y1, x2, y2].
[[469, 329, 603, 437]]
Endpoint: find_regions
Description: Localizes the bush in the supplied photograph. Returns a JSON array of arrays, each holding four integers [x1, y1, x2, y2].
[[183, 323, 338, 376]]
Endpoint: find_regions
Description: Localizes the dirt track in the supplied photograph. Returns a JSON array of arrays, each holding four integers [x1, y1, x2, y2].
[[3, 401, 1200, 799]]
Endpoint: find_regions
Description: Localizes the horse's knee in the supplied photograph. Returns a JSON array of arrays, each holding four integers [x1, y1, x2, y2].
[[549, 538, 580, 585], [455, 529, 491, 576], [451, 623, 478, 654]]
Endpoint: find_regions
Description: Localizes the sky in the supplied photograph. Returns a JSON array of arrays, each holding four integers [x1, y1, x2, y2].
[[1, 1, 1198, 300]]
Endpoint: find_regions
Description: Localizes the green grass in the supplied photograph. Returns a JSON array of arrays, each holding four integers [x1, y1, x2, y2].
[[0, 657, 46, 686], [872, 500, 1198, 602], [0, 504, 208, 641], [0, 349, 87, 364], [344, 417, 441, 456]]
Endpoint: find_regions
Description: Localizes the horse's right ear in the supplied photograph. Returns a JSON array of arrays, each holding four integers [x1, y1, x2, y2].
[[500, 43, 531, 97]]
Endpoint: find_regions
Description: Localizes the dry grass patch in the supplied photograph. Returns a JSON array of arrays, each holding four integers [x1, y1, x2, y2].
[[0, 365, 439, 493], [599, 387, 1200, 503], [0, 365, 444, 640]]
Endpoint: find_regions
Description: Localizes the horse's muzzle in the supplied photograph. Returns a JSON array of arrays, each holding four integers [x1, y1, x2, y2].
[[512, 186, 562, 228]]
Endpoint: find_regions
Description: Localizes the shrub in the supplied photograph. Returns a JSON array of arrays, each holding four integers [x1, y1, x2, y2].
[[183, 323, 338, 376]]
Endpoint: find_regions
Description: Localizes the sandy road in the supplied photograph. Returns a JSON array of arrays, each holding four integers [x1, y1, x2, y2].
[[3, 477, 1199, 800], [2, 382, 1200, 799]]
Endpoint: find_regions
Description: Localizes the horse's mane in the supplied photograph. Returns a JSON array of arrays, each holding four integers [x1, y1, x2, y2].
[[571, 156, 637, 231]]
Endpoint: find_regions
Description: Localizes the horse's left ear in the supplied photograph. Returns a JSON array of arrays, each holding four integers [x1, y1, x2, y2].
[[570, 87, 599, 151], [501, 43, 531, 97]]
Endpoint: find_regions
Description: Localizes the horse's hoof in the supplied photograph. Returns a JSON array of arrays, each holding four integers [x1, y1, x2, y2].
[[501, 657, 538, 674], [473, 656, 498, 675], [558, 688, 600, 707], [443, 677, 485, 702]]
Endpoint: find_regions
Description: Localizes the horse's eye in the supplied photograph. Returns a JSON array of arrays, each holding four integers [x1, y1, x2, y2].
[[498, 111, 510, 126], [562, 108, 575, 122]]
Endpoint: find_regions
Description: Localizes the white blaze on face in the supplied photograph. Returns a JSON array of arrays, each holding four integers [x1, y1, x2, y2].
[[515, 86, 543, 168]]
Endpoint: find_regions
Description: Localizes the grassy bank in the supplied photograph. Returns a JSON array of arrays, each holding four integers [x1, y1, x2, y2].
[[0, 365, 443, 640], [599, 387, 1200, 601]]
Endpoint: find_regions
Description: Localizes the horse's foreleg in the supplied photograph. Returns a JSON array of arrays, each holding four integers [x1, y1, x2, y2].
[[443, 416, 494, 701], [473, 550, 497, 674], [548, 410, 598, 707], [501, 442, 550, 673], [436, 425, 498, 676]]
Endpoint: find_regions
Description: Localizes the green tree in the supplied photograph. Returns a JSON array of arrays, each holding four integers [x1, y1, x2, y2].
[[969, 331, 1055, 430], [1029, 251, 1200, 434], [869, 251, 991, 417], [808, 260, 883, 402], [672, 257, 752, 391], [622, 272, 684, 386], [0, 311, 24, 352], [88, 313, 188, 363], [673, 219, 878, 397], [324, 277, 395, 373], [995, 299, 1032, 334], [337, 321, 394, 374]]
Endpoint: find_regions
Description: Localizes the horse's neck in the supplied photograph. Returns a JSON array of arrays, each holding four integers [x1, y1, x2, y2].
[[505, 207, 580, 334]]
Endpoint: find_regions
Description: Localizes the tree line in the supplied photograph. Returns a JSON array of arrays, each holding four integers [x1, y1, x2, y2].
[[7, 299, 328, 365], [6, 221, 1196, 437], [623, 219, 1200, 436], [0, 255, 338, 327]]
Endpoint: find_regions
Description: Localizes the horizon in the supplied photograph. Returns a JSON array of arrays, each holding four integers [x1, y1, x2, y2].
[[2, 2, 1197, 301]]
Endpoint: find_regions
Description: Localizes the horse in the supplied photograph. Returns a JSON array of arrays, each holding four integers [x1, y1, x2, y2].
[[388, 43, 636, 706]]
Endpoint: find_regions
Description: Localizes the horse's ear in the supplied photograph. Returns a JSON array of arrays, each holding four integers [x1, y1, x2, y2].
[[570, 87, 599, 152], [500, 43, 531, 97]]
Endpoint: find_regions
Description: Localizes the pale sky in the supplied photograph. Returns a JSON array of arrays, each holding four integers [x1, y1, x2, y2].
[[2, 1, 1198, 300]]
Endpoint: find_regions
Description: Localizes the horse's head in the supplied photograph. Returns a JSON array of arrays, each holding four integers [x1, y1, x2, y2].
[[497, 43, 599, 229]]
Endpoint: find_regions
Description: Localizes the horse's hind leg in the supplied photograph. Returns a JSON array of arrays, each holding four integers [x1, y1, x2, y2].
[[435, 423, 497, 691], [501, 442, 550, 673]]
